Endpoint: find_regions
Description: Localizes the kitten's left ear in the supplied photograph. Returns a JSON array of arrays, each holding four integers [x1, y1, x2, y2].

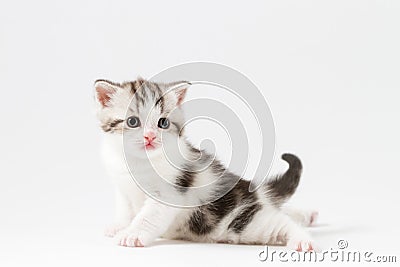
[[94, 79, 121, 108], [169, 81, 191, 106]]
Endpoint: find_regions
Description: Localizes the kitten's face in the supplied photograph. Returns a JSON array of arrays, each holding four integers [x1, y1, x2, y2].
[[95, 79, 188, 159]]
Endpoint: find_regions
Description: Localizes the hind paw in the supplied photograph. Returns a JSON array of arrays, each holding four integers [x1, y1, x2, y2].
[[287, 237, 317, 252]]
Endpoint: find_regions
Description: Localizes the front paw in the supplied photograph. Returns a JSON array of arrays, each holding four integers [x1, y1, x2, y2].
[[287, 232, 318, 252], [104, 222, 129, 237], [114, 228, 153, 247]]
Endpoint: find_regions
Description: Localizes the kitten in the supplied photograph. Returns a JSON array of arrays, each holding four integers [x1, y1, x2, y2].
[[94, 78, 318, 250]]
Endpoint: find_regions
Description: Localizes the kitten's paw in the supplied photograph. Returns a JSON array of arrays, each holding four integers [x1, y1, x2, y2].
[[116, 233, 143, 247], [287, 233, 317, 252], [114, 229, 153, 247], [104, 222, 129, 237]]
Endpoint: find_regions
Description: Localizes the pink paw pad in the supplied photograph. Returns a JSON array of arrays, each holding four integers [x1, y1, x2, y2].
[[295, 242, 314, 252], [134, 238, 144, 247]]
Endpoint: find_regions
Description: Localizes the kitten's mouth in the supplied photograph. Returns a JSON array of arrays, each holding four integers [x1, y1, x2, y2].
[[144, 143, 157, 150]]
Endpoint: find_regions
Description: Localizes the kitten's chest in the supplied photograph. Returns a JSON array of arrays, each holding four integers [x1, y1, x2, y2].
[[130, 155, 180, 184], [101, 134, 146, 204], [101, 134, 178, 185]]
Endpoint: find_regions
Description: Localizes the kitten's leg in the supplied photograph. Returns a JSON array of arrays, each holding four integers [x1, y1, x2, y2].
[[114, 198, 180, 247], [282, 207, 319, 227], [104, 188, 134, 237], [258, 210, 316, 251]]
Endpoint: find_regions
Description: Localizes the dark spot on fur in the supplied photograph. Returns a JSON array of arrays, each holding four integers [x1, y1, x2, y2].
[[101, 119, 124, 133], [129, 81, 137, 94], [228, 203, 262, 233], [211, 160, 226, 175], [187, 175, 259, 236], [155, 96, 165, 113], [188, 143, 200, 154], [101, 124, 111, 132], [175, 167, 195, 193], [188, 209, 213, 235], [109, 119, 124, 127]]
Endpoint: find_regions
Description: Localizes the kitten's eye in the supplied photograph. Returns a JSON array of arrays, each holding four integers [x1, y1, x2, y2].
[[158, 118, 170, 129], [126, 116, 141, 128]]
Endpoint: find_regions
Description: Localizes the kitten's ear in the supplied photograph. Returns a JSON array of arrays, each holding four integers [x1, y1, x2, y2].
[[169, 81, 191, 106], [94, 79, 121, 108]]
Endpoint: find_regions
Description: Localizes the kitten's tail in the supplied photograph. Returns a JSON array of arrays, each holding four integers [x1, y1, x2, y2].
[[265, 153, 303, 206]]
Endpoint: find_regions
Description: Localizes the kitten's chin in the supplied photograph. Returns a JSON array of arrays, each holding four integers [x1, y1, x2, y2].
[[131, 146, 163, 159]]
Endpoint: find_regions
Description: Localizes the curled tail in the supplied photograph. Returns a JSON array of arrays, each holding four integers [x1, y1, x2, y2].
[[266, 153, 303, 206]]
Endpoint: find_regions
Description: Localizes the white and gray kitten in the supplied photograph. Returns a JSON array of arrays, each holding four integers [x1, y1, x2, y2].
[[94, 78, 318, 250]]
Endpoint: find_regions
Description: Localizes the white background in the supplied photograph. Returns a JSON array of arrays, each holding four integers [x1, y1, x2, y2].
[[1, 0, 399, 266]]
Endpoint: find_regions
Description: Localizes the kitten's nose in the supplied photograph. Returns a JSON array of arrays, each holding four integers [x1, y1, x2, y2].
[[144, 131, 156, 143]]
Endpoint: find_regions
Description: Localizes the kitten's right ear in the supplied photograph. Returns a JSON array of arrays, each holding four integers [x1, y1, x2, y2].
[[94, 79, 120, 108]]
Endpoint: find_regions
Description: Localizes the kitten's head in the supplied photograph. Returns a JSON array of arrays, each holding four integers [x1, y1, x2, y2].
[[94, 78, 190, 158]]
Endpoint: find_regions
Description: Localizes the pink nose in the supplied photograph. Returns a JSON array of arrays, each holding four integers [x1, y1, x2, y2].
[[144, 131, 156, 143]]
